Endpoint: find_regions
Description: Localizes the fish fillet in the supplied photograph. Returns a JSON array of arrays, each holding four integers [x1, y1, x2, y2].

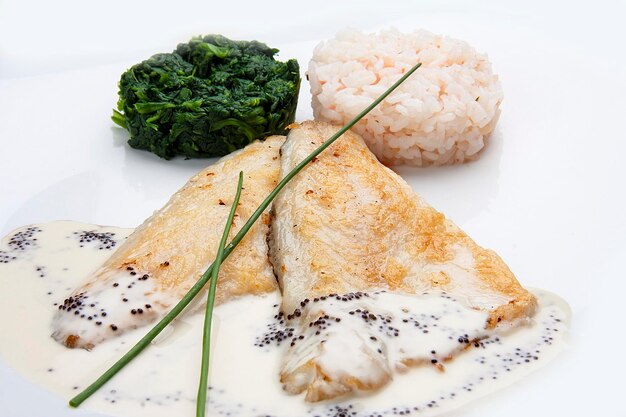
[[52, 136, 284, 349], [269, 121, 536, 401]]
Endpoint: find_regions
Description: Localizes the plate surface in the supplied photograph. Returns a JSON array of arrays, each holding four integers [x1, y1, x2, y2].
[[1, 1, 625, 416]]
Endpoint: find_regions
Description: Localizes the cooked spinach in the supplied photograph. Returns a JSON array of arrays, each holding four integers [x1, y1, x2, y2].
[[112, 35, 300, 159]]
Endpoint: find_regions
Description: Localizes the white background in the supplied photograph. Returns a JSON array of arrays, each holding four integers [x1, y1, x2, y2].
[[1, 0, 625, 416]]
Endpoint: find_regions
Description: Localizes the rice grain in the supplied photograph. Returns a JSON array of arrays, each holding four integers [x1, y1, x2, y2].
[[308, 29, 503, 166]]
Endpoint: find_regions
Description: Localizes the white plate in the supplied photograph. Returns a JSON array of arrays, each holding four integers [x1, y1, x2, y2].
[[1, 1, 625, 416]]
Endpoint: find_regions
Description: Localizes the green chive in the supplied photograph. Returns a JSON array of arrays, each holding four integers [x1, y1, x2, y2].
[[69, 61, 421, 408], [197, 172, 243, 417]]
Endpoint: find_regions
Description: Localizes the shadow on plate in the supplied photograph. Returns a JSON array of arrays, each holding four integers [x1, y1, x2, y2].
[[2, 173, 100, 234], [392, 128, 503, 225]]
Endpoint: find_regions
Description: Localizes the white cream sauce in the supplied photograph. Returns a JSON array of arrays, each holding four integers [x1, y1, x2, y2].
[[0, 221, 570, 417]]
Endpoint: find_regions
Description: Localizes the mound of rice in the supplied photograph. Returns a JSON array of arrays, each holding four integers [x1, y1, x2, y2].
[[308, 29, 503, 166]]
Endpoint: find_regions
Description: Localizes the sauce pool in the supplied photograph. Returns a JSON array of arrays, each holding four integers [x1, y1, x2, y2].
[[0, 221, 570, 417]]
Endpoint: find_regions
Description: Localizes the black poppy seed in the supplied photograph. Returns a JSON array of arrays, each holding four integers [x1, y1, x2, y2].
[[113, 283, 119, 287]]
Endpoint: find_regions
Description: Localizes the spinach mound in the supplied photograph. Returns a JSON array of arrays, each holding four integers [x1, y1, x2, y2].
[[112, 35, 300, 159]]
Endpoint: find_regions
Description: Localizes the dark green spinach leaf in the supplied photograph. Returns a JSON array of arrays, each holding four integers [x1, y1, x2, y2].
[[113, 35, 300, 159]]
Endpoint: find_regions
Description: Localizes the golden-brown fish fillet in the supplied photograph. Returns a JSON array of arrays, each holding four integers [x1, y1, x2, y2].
[[52, 136, 284, 349], [269, 121, 536, 401]]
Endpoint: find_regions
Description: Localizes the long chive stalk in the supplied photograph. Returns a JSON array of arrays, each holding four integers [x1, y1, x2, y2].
[[69, 61, 422, 408], [196, 172, 243, 417]]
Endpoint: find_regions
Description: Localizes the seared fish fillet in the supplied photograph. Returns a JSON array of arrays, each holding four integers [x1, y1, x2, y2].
[[52, 136, 284, 349], [269, 121, 536, 401]]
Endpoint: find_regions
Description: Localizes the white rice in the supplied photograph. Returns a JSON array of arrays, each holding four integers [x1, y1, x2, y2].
[[308, 28, 503, 166]]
